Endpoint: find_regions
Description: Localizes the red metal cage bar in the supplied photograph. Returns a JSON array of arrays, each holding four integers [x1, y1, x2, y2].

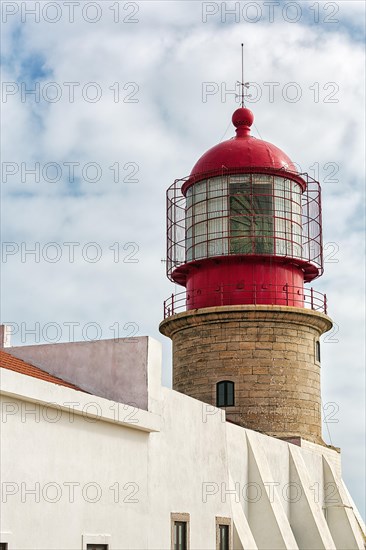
[[166, 169, 323, 282]]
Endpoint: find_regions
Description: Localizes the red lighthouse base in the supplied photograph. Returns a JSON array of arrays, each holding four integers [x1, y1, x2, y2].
[[173, 256, 307, 310]]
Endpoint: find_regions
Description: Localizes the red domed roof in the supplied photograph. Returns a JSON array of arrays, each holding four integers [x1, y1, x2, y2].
[[190, 107, 298, 177]]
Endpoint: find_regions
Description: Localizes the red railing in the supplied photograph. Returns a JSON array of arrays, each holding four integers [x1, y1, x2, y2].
[[163, 283, 327, 318]]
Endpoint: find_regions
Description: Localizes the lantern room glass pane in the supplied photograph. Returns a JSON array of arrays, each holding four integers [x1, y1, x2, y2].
[[186, 188, 193, 209], [208, 218, 227, 256], [208, 197, 225, 216], [229, 179, 274, 255], [193, 180, 206, 200], [186, 177, 228, 261], [208, 176, 226, 198], [194, 198, 206, 224], [274, 176, 302, 257], [229, 174, 251, 193]]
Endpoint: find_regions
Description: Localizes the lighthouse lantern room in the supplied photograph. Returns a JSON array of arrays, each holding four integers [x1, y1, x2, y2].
[[165, 107, 324, 313]]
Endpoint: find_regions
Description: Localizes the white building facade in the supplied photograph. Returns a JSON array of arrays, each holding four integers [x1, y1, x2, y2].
[[1, 335, 365, 549]]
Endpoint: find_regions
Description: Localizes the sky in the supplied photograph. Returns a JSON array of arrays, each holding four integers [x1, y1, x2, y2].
[[1, 0, 365, 520]]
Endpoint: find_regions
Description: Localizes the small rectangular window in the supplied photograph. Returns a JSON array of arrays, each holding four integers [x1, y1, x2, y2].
[[86, 545, 108, 550], [217, 381, 235, 407], [171, 512, 190, 550], [216, 517, 231, 550], [0, 544, 8, 550], [316, 340, 321, 362]]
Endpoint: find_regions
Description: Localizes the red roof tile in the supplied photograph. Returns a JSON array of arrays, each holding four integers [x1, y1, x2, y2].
[[0, 349, 83, 391]]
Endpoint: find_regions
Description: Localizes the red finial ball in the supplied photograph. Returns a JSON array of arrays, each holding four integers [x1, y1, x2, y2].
[[232, 107, 254, 129]]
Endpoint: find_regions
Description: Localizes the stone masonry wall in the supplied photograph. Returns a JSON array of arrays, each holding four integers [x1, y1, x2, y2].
[[159, 305, 332, 445]]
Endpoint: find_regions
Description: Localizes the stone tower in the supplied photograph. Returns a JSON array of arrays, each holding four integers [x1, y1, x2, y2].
[[159, 107, 332, 445]]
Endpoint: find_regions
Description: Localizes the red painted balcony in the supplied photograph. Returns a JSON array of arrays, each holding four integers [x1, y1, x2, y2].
[[163, 282, 327, 319]]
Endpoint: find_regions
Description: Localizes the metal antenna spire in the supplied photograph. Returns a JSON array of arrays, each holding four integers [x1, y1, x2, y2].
[[241, 43, 244, 107], [237, 43, 251, 107]]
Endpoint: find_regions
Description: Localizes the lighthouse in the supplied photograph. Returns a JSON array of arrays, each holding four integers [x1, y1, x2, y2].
[[160, 106, 333, 446]]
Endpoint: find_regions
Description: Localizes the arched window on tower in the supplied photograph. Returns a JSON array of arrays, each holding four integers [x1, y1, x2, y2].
[[216, 381, 235, 407]]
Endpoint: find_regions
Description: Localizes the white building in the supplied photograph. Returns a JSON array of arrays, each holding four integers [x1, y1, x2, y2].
[[0, 333, 365, 549]]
